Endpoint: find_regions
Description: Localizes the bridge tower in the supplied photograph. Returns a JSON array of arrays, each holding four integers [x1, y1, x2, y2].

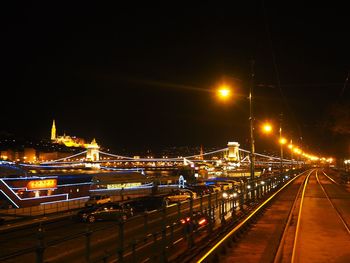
[[227, 142, 240, 162], [86, 138, 100, 161]]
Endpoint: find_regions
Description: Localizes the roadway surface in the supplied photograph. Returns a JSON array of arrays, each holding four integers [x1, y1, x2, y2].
[[210, 169, 350, 263], [0, 172, 296, 262], [0, 192, 230, 262]]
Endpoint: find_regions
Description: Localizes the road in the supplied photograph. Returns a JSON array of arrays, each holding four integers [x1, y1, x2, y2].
[[0, 191, 231, 262], [0, 172, 289, 263]]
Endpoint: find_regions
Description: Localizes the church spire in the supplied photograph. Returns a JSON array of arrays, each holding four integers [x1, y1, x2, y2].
[[51, 119, 56, 140]]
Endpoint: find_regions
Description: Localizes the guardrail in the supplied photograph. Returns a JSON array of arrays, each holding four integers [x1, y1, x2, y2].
[[0, 169, 304, 263]]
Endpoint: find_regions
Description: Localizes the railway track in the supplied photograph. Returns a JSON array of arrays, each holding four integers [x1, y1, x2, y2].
[[196, 169, 350, 263]]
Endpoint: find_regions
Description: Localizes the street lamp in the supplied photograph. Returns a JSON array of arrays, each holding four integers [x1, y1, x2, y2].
[[215, 61, 256, 181], [261, 122, 273, 134], [249, 61, 255, 181], [217, 85, 231, 100], [279, 136, 287, 173], [278, 114, 286, 174]]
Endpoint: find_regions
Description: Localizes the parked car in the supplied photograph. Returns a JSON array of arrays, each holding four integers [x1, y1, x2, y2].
[[215, 182, 233, 191], [207, 184, 221, 193], [187, 185, 212, 195], [77, 202, 133, 223], [85, 195, 111, 207], [164, 189, 196, 205], [123, 195, 165, 213]]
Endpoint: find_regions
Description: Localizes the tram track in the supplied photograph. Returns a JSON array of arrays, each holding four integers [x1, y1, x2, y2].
[[277, 169, 350, 263], [195, 168, 350, 263], [316, 171, 350, 234], [194, 169, 312, 263], [290, 169, 313, 263], [273, 170, 313, 263]]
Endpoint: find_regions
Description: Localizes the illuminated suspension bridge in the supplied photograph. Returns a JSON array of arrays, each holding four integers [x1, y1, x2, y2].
[[17, 142, 302, 171]]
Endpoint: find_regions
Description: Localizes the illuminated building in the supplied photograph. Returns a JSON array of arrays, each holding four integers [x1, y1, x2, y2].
[[0, 162, 144, 208], [51, 120, 86, 148], [0, 150, 11, 160], [23, 148, 36, 162], [51, 119, 56, 140]]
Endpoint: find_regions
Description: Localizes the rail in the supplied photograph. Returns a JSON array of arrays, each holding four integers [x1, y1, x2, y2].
[[316, 171, 350, 234]]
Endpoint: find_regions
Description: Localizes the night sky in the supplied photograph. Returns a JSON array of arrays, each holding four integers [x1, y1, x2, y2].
[[2, 2, 349, 157]]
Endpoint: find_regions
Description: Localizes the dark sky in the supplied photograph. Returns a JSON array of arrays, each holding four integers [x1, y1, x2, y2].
[[2, 2, 349, 157]]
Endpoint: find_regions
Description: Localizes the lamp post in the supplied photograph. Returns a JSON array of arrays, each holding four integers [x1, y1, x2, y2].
[[249, 60, 255, 181], [216, 60, 256, 180], [288, 140, 293, 170], [279, 113, 283, 175]]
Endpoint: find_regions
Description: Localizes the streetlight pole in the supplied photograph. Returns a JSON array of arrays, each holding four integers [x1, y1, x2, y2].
[[215, 62, 255, 181], [279, 113, 283, 175], [249, 60, 255, 181], [290, 139, 293, 170]]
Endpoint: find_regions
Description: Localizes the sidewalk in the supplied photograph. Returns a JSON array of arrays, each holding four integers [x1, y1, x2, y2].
[[0, 208, 79, 233]]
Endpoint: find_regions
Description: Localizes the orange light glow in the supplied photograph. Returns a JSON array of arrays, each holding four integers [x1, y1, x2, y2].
[[216, 85, 231, 100], [27, 179, 57, 190], [261, 123, 273, 134], [293, 148, 302, 154], [279, 138, 287, 145]]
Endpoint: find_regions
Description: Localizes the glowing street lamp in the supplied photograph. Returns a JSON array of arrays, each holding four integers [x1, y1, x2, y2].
[[279, 114, 285, 174], [217, 85, 231, 100], [293, 148, 302, 154], [214, 61, 256, 182], [279, 136, 287, 172], [279, 137, 287, 145], [261, 123, 273, 134]]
